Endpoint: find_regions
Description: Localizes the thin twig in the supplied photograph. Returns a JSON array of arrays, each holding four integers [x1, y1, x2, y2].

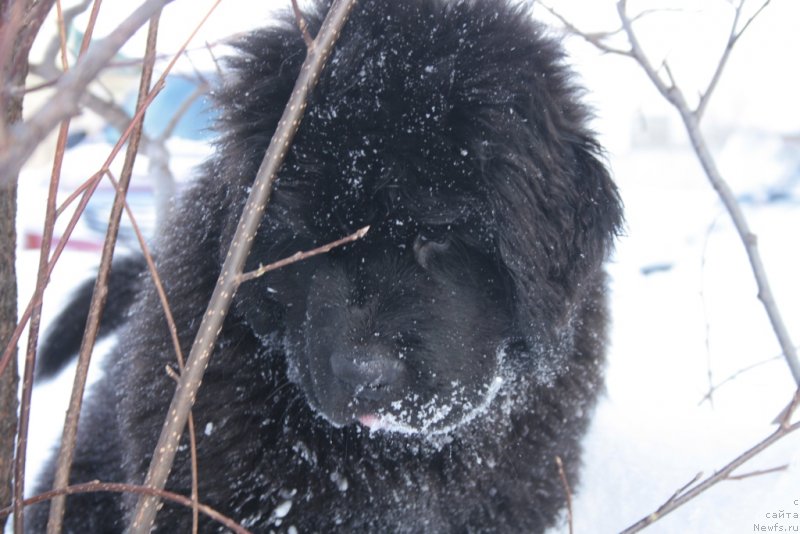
[[775, 388, 800, 429], [40, 0, 93, 72], [107, 170, 201, 533], [292, 0, 314, 48], [0, 482, 251, 534], [46, 12, 161, 534], [12, 74, 63, 534], [157, 80, 208, 141], [128, 2, 359, 531], [11, 1, 102, 529], [678, 108, 800, 386], [725, 464, 788, 481], [554, 456, 573, 534], [698, 354, 782, 406], [239, 226, 370, 283], [538, 3, 632, 57], [698, 212, 723, 404], [204, 41, 223, 78], [164, 356, 200, 534], [657, 471, 702, 512], [696, 0, 771, 120]]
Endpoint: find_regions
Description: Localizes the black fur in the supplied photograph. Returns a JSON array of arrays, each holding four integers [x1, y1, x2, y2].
[[29, 1, 622, 532], [35, 255, 145, 380]]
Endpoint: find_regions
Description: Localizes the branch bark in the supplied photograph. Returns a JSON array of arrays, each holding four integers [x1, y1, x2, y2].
[[127, 1, 360, 531]]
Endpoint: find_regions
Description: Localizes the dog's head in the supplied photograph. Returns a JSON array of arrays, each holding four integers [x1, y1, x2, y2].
[[219, 1, 622, 436]]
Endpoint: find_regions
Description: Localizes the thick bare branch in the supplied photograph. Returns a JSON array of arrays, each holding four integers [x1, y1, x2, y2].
[[128, 2, 360, 532]]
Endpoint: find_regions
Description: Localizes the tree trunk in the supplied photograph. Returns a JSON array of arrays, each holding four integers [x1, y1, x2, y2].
[[0, 0, 56, 529], [0, 166, 18, 534]]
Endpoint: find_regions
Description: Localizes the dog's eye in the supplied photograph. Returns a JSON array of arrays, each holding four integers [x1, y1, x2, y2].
[[413, 227, 451, 269]]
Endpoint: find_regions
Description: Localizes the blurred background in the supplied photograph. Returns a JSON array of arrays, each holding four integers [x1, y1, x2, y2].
[[13, 1, 800, 532]]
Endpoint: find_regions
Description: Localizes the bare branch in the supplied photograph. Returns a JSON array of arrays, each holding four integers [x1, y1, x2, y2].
[[696, 0, 771, 120], [616, 0, 677, 103], [725, 464, 788, 481], [733, 0, 772, 43], [774, 388, 800, 429], [108, 167, 203, 532], [614, 0, 800, 386], [545, 2, 800, 528], [164, 357, 201, 533], [128, 2, 360, 531], [538, 3, 632, 57], [620, 421, 800, 533], [158, 80, 208, 141], [239, 225, 370, 283], [10, 1, 104, 529], [678, 108, 800, 386], [46, 10, 161, 533], [0, 0, 178, 186], [554, 456, 573, 534], [656, 471, 703, 512], [1, 0, 223, 381], [28, 62, 157, 152], [698, 354, 782, 406], [40, 0, 93, 71], [204, 41, 224, 78], [0, 481, 251, 534], [292, 0, 314, 49], [13, 90, 65, 534]]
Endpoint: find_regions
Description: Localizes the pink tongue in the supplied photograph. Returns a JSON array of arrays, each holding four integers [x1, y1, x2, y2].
[[358, 414, 380, 428]]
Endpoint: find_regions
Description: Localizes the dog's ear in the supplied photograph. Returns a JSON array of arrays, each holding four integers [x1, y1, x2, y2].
[[484, 133, 622, 332]]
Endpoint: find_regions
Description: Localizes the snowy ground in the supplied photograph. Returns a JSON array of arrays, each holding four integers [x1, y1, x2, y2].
[[571, 145, 800, 533], [10, 1, 800, 528], [13, 138, 799, 533]]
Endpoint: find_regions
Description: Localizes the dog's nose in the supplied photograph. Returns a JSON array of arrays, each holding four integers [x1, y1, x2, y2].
[[330, 349, 405, 395]]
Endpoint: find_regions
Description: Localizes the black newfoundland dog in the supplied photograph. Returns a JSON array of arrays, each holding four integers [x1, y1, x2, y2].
[[30, 0, 622, 532]]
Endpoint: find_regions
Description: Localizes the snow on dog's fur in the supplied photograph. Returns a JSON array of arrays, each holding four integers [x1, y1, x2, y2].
[[30, 1, 622, 532]]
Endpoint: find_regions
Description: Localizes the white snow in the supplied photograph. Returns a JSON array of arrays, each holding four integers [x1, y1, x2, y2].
[[16, 138, 799, 534], [9, 2, 800, 533], [561, 144, 800, 534], [272, 499, 292, 519]]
